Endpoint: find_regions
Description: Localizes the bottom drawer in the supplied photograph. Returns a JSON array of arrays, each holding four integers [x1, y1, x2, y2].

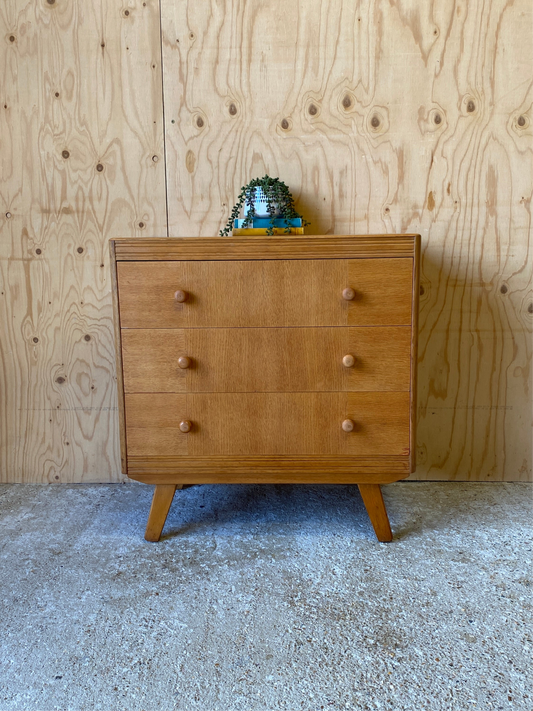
[[125, 392, 410, 457]]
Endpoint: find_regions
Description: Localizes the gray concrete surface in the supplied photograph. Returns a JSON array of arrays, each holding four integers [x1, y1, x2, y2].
[[0, 482, 531, 711]]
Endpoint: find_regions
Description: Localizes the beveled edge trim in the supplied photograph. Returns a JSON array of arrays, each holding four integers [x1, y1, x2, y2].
[[127, 471, 409, 485], [110, 240, 128, 475], [127, 455, 410, 481], [111, 235, 419, 261], [410, 234, 421, 473]]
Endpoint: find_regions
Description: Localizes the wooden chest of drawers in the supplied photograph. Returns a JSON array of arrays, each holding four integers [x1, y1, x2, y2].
[[111, 235, 420, 542]]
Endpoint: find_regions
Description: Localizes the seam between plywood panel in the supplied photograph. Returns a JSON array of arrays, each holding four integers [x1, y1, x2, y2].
[[157, 0, 170, 238]]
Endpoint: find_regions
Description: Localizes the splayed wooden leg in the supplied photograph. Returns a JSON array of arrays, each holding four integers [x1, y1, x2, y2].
[[358, 484, 393, 542], [144, 484, 177, 542]]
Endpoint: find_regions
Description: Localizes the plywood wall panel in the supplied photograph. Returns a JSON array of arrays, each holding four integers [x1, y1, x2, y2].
[[161, 0, 532, 481], [0, 0, 530, 482], [0, 0, 167, 482]]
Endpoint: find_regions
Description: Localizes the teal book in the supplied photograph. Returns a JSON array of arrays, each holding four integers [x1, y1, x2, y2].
[[234, 217, 303, 228]]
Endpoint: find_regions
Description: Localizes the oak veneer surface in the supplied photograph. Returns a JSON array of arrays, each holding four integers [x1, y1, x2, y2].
[[113, 235, 418, 486], [113, 236, 417, 260], [117, 258, 413, 329], [121, 327, 411, 393], [125, 392, 411, 458], [126, 458, 411, 481]]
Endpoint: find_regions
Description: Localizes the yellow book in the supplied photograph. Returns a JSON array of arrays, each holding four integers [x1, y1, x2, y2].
[[232, 227, 305, 236]]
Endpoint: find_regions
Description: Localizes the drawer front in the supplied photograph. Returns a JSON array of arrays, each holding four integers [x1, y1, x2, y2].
[[121, 327, 411, 393], [125, 392, 410, 457], [117, 258, 413, 329]]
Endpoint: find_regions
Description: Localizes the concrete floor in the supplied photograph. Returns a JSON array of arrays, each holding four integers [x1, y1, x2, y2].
[[0, 482, 531, 711]]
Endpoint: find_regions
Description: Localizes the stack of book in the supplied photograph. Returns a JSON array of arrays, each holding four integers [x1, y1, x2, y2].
[[232, 217, 304, 236]]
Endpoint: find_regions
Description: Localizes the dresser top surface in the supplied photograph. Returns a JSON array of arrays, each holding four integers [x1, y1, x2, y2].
[[111, 234, 420, 261]]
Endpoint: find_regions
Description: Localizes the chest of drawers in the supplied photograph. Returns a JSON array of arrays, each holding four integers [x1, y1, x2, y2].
[[111, 235, 420, 542]]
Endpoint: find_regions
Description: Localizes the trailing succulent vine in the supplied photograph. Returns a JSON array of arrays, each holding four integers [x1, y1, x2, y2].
[[220, 175, 309, 236]]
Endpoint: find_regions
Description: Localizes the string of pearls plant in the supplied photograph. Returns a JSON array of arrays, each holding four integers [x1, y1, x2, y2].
[[220, 175, 309, 236]]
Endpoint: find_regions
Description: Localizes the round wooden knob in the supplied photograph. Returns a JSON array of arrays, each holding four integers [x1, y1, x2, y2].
[[342, 287, 355, 301], [178, 356, 191, 369], [174, 289, 188, 303], [342, 354, 355, 368], [342, 418, 355, 432], [179, 420, 192, 433]]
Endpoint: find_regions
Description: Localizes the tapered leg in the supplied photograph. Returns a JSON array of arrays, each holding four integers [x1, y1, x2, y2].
[[145, 485, 177, 542], [358, 484, 393, 542]]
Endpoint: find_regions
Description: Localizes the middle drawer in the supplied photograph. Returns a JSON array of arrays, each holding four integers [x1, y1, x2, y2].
[[121, 327, 411, 393]]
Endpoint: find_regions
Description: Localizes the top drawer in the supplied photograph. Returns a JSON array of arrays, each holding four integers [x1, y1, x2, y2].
[[117, 258, 413, 329]]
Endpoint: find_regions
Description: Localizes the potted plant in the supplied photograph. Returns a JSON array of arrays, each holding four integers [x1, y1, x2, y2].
[[220, 175, 309, 236]]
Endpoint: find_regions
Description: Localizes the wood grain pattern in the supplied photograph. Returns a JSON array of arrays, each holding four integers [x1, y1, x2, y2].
[[121, 326, 411, 393], [357, 484, 393, 542], [1, 0, 530, 483], [0, 0, 166, 482], [144, 484, 177, 542], [113, 235, 417, 260], [124, 391, 410, 457], [410, 234, 421, 471], [128, 464, 411, 483], [161, 0, 532, 481], [117, 258, 413, 328]]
